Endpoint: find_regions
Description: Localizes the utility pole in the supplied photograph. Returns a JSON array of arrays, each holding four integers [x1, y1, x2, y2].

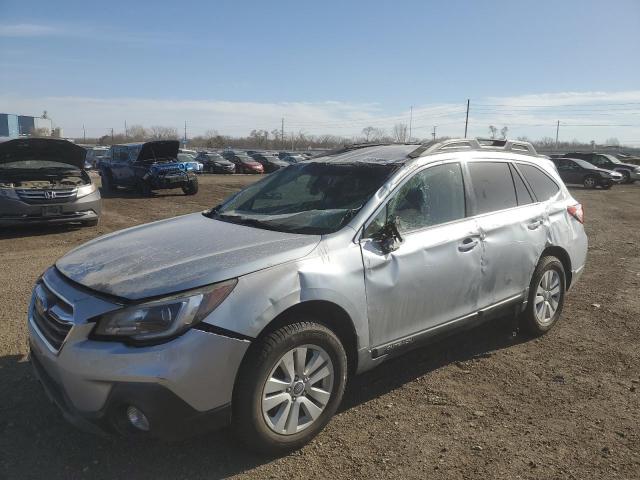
[[124, 120, 128, 139], [82, 124, 86, 142], [432, 125, 437, 141], [281, 118, 285, 148], [291, 132, 294, 150], [555, 120, 560, 150], [110, 128, 114, 144], [409, 106, 413, 142], [464, 99, 470, 138], [184, 121, 187, 146]]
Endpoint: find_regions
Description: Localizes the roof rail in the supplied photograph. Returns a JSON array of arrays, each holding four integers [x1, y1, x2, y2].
[[409, 137, 539, 158]]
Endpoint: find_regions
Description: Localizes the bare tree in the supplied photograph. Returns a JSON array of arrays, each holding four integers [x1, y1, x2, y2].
[[362, 126, 376, 142], [500, 126, 508, 140], [488, 125, 498, 139], [127, 125, 147, 141], [392, 123, 408, 143], [605, 137, 620, 146], [149, 126, 178, 140]]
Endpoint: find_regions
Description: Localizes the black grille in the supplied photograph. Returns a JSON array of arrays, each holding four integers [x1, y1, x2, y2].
[[31, 282, 73, 351]]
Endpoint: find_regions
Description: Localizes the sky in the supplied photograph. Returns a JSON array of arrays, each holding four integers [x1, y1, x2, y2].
[[1, 0, 639, 145]]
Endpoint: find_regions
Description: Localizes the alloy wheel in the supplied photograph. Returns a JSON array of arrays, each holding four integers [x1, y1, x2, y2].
[[534, 270, 561, 325], [261, 345, 334, 435]]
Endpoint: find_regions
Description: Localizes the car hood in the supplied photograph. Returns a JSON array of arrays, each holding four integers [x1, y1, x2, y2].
[[0, 138, 86, 168], [615, 162, 639, 170], [55, 213, 320, 300], [138, 141, 180, 162]]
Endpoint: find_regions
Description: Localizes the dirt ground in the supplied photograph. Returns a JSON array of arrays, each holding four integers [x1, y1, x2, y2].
[[1, 175, 638, 480]]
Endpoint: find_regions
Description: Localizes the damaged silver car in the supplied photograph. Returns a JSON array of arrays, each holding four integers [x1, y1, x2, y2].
[[0, 138, 101, 227], [28, 139, 587, 452]]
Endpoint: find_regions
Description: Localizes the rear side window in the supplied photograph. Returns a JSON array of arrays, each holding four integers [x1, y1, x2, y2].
[[468, 162, 517, 214], [517, 164, 559, 201], [509, 164, 533, 205]]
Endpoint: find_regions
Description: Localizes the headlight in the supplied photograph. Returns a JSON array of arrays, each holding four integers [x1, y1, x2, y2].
[[0, 188, 19, 200], [91, 279, 237, 344], [76, 183, 97, 198]]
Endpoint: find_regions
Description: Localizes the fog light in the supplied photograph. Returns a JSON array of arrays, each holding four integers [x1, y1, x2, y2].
[[126, 406, 150, 431]]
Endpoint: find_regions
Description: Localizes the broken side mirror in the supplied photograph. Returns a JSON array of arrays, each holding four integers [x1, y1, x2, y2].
[[371, 216, 403, 254]]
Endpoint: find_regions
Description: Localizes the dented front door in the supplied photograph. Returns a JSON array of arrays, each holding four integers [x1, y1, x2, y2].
[[360, 218, 482, 349]]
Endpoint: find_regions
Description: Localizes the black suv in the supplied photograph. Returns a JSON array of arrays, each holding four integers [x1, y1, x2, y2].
[[551, 157, 621, 189], [100, 141, 198, 195], [562, 152, 640, 184]]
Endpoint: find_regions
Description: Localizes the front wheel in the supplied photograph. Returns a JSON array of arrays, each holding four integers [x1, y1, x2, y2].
[[583, 175, 597, 189], [521, 256, 566, 336], [620, 171, 631, 184], [232, 321, 347, 454], [182, 177, 198, 195]]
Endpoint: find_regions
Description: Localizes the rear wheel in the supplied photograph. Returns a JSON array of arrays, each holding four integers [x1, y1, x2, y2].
[[521, 256, 566, 336], [232, 321, 347, 454], [583, 175, 597, 189], [182, 177, 198, 195]]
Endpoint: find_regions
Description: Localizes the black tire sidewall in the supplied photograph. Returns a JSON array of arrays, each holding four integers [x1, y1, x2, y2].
[[234, 322, 347, 453], [583, 175, 597, 189], [523, 257, 566, 335]]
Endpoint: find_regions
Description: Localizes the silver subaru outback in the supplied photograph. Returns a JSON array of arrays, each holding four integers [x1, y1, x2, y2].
[[28, 139, 587, 452]]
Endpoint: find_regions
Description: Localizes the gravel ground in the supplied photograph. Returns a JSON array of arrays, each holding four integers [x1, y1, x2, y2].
[[1, 175, 639, 480]]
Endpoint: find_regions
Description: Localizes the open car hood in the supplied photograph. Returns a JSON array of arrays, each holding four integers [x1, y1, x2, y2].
[[0, 138, 86, 169], [138, 140, 180, 162]]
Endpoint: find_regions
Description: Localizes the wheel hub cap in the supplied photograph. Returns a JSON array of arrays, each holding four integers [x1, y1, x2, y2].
[[534, 270, 561, 325], [261, 344, 334, 435]]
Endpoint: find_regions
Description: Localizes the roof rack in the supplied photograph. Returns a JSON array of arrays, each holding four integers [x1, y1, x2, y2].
[[408, 138, 539, 158]]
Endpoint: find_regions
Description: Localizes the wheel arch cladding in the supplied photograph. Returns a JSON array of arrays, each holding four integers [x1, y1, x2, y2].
[[540, 246, 572, 288]]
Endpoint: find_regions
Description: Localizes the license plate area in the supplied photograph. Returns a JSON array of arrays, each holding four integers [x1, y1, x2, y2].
[[42, 206, 63, 217]]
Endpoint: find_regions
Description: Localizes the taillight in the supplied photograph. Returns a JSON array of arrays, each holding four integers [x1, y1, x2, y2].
[[567, 204, 584, 224]]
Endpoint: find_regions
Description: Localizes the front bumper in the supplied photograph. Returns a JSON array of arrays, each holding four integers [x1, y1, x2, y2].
[[0, 191, 101, 226], [630, 170, 640, 181], [27, 268, 250, 439], [148, 172, 196, 189]]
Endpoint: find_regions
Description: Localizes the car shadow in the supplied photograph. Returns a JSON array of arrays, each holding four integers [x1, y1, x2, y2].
[[98, 187, 190, 199], [0, 316, 527, 479]]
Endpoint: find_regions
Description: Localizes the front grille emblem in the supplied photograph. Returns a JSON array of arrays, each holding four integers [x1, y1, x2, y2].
[[43, 191, 57, 200]]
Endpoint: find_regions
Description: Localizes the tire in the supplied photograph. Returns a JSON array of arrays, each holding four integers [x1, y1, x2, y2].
[[100, 170, 115, 192], [137, 180, 152, 196], [83, 218, 99, 227], [232, 321, 348, 454], [182, 177, 198, 195], [521, 256, 566, 336], [583, 175, 597, 189], [620, 170, 631, 184], [602, 183, 612, 190]]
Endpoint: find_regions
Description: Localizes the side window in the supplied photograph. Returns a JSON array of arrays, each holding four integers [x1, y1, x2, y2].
[[468, 162, 518, 214], [366, 163, 466, 235], [591, 156, 606, 167], [517, 164, 560, 201], [509, 164, 533, 205]]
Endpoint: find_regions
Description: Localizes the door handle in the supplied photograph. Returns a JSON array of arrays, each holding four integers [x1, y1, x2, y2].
[[527, 219, 543, 230], [458, 237, 479, 252]]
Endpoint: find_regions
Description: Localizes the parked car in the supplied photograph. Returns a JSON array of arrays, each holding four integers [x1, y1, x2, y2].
[[277, 151, 293, 159], [28, 139, 587, 453], [99, 140, 198, 195], [85, 147, 110, 169], [195, 152, 236, 174], [551, 157, 622, 189], [282, 154, 306, 164], [562, 152, 640, 184], [249, 152, 289, 173], [0, 138, 101, 226], [222, 151, 264, 174], [177, 153, 203, 173]]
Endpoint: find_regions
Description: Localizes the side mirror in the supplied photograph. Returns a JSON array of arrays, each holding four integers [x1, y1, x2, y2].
[[371, 217, 403, 254]]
